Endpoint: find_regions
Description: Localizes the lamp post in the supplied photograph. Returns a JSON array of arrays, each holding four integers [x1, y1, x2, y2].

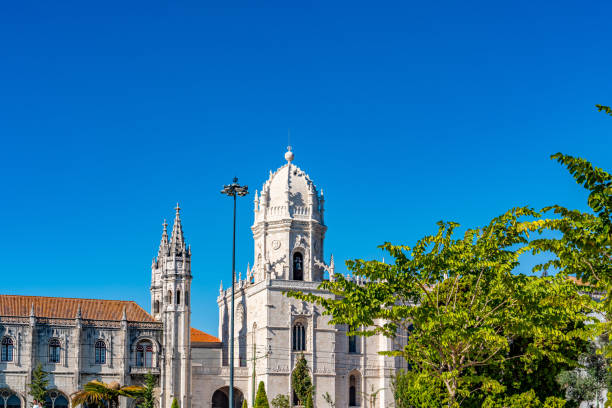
[[221, 177, 248, 408]]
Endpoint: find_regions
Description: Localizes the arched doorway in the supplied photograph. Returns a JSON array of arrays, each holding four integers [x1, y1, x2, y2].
[[211, 387, 244, 408]]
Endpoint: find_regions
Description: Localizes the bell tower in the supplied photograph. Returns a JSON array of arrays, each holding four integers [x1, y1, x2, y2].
[[251, 147, 327, 282], [151, 204, 192, 408]]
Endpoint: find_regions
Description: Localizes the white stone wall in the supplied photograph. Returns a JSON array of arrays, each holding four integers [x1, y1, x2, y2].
[[0, 319, 163, 408]]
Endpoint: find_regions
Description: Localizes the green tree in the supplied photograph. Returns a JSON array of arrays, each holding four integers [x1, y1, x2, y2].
[[270, 395, 290, 408], [474, 323, 589, 404], [596, 104, 612, 116], [242, 400, 248, 408], [288, 208, 593, 407], [291, 354, 313, 405], [170, 398, 179, 408], [254, 381, 270, 408], [556, 337, 611, 408], [304, 392, 313, 408], [482, 390, 566, 408], [72, 381, 144, 408], [138, 373, 156, 408], [393, 370, 444, 408], [529, 152, 611, 358], [28, 363, 49, 404]]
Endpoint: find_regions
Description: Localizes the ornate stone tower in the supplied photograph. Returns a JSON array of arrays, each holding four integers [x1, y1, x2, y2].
[[151, 204, 192, 408], [251, 146, 327, 282]]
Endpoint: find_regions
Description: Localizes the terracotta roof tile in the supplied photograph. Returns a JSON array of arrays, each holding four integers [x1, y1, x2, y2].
[[0, 295, 156, 322], [190, 327, 220, 343]]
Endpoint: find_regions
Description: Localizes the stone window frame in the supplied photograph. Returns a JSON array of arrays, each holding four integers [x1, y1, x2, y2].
[[0, 388, 23, 408], [348, 370, 362, 407], [48, 338, 61, 364], [94, 339, 107, 365], [1, 336, 14, 362], [347, 325, 361, 354], [292, 251, 304, 281], [45, 390, 70, 408], [132, 337, 160, 368], [291, 320, 307, 352]]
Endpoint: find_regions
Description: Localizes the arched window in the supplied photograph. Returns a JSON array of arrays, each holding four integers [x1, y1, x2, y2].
[[292, 322, 306, 351], [1, 337, 13, 362], [176, 290, 181, 305], [95, 340, 106, 364], [293, 252, 304, 281], [166, 290, 172, 304], [6, 394, 20, 408], [349, 374, 358, 406], [0, 390, 20, 408], [136, 341, 153, 367], [348, 325, 357, 354], [184, 291, 189, 306], [154, 300, 160, 314], [49, 338, 61, 363], [45, 391, 69, 408]]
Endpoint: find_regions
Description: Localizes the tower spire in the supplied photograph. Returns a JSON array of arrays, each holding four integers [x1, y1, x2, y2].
[[158, 219, 169, 257], [170, 203, 185, 254]]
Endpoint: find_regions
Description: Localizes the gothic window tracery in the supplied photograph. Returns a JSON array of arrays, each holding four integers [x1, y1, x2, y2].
[[292, 322, 306, 351], [95, 340, 106, 364], [1, 337, 13, 362], [48, 338, 60, 363], [0, 390, 21, 408], [293, 252, 304, 281], [136, 341, 153, 367], [45, 391, 69, 408]]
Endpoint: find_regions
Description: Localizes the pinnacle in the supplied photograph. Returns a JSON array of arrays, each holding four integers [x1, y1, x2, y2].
[[158, 218, 170, 257], [170, 203, 186, 254]]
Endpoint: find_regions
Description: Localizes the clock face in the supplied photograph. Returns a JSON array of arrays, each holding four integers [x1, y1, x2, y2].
[[272, 240, 281, 250]]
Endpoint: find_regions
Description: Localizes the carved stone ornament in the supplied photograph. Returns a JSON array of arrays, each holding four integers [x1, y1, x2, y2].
[[272, 240, 281, 250], [293, 234, 308, 250], [291, 301, 311, 316]]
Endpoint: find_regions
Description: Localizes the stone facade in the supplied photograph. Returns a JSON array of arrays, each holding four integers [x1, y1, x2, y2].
[[1, 147, 406, 408], [197, 148, 407, 408], [0, 300, 163, 408]]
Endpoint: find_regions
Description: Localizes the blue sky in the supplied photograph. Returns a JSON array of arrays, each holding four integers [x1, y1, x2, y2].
[[1, 1, 611, 335]]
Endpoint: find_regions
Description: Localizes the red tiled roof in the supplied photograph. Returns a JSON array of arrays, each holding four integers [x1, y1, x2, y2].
[[191, 327, 220, 343], [0, 295, 156, 322], [568, 276, 591, 286]]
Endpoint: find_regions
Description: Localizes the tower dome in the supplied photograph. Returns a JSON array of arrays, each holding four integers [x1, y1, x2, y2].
[[254, 146, 323, 223], [251, 147, 327, 282]]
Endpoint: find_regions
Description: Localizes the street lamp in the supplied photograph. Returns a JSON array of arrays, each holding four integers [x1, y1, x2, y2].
[[221, 177, 248, 408]]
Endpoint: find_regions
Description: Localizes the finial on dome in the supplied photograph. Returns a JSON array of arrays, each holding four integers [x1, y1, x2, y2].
[[284, 146, 294, 163]]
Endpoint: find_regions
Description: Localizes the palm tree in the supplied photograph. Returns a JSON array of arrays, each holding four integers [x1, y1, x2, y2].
[[72, 380, 144, 408]]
